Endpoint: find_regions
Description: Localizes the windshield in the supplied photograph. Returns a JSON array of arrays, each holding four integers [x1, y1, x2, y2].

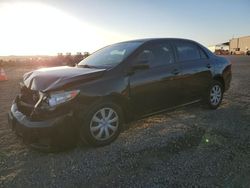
[[78, 42, 142, 68]]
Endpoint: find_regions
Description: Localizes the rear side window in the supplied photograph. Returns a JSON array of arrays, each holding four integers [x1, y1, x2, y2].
[[175, 42, 201, 61]]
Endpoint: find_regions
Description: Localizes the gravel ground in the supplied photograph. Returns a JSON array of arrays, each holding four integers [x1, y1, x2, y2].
[[0, 56, 250, 187]]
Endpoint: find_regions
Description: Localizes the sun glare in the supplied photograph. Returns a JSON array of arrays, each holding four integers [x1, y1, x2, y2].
[[0, 2, 128, 56]]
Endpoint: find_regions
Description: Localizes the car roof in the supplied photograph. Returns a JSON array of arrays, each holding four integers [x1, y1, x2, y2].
[[118, 38, 198, 44]]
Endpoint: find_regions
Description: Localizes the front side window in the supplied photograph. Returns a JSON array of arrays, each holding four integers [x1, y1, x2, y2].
[[176, 42, 201, 61], [135, 43, 175, 67], [136, 49, 155, 64], [78, 42, 143, 68]]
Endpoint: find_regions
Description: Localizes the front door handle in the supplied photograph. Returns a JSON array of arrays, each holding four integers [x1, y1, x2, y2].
[[172, 69, 180, 75], [206, 64, 211, 69]]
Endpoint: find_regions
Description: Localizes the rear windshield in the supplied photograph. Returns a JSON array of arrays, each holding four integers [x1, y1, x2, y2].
[[78, 42, 142, 68]]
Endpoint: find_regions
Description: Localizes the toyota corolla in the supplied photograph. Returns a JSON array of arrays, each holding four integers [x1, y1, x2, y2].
[[8, 38, 232, 150]]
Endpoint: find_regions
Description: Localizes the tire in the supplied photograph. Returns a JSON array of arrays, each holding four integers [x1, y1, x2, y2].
[[206, 80, 224, 109], [79, 102, 123, 146]]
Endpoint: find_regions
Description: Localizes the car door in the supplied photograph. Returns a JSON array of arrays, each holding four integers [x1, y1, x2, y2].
[[173, 40, 213, 103], [128, 42, 183, 116]]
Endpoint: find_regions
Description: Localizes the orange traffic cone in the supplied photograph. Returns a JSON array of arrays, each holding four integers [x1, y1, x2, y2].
[[0, 67, 7, 81]]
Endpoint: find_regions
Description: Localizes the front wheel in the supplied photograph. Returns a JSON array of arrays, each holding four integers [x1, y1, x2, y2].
[[79, 102, 123, 146], [206, 81, 224, 109]]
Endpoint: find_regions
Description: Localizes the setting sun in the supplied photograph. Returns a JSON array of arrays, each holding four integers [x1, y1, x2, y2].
[[0, 2, 128, 55]]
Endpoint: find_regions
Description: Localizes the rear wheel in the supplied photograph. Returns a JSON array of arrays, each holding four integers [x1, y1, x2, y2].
[[79, 102, 123, 146], [206, 80, 224, 109]]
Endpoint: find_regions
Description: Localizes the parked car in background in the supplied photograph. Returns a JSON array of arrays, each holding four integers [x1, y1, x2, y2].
[[232, 48, 245, 55], [8, 38, 232, 149], [246, 50, 250, 56], [214, 49, 229, 55]]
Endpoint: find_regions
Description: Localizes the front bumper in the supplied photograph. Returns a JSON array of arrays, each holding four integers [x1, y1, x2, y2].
[[8, 102, 78, 151]]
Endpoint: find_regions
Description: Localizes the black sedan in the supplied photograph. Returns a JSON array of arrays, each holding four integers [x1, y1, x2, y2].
[[8, 38, 232, 149]]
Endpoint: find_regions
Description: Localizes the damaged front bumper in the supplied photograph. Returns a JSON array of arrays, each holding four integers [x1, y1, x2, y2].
[[8, 100, 78, 151]]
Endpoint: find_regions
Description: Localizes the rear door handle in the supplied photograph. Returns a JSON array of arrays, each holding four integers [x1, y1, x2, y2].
[[172, 69, 180, 75], [206, 64, 211, 69]]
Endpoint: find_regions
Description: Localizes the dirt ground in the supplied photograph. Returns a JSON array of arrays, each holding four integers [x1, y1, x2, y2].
[[0, 56, 250, 187]]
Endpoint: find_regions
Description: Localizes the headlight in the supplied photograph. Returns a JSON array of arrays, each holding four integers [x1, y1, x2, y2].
[[48, 90, 80, 107]]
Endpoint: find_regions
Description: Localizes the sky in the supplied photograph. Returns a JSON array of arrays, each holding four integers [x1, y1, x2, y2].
[[0, 0, 249, 56]]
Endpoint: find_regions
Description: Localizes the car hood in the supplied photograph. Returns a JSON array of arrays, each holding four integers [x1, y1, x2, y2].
[[23, 66, 106, 92]]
